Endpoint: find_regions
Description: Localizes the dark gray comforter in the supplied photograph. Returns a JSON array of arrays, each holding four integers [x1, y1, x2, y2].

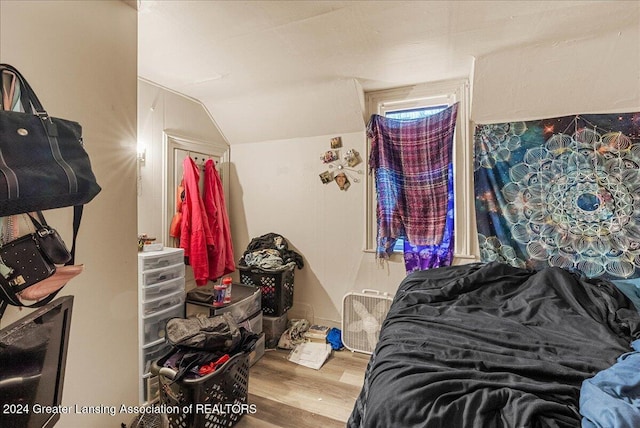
[[348, 262, 640, 428]]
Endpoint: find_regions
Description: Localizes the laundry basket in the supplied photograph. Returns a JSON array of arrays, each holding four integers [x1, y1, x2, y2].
[[151, 351, 250, 428], [127, 412, 166, 428], [239, 264, 295, 316]]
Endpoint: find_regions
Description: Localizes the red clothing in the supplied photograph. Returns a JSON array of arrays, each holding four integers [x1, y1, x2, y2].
[[180, 157, 214, 285], [203, 159, 235, 278], [198, 354, 230, 376]]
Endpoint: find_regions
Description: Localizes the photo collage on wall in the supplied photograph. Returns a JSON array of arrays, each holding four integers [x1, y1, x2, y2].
[[319, 136, 362, 191]]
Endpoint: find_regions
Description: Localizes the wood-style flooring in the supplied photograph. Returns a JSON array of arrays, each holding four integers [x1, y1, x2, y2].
[[236, 348, 370, 428]]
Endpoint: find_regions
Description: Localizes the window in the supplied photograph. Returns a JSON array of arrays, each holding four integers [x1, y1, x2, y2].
[[385, 106, 447, 120], [365, 79, 476, 261]]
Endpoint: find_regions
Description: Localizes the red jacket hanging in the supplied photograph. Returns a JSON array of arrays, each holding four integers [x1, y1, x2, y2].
[[203, 159, 235, 278], [180, 157, 214, 285]]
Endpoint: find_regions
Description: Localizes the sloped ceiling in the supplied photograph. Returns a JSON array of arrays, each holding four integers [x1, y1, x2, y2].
[[137, 0, 640, 144]]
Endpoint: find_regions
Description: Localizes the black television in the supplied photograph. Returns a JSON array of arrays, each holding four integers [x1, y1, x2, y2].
[[0, 296, 73, 428]]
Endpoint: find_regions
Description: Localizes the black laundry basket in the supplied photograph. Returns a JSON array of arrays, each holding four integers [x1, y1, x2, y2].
[[152, 352, 250, 428], [239, 264, 295, 316]]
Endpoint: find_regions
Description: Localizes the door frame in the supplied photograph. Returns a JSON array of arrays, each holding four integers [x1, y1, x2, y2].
[[162, 132, 230, 247]]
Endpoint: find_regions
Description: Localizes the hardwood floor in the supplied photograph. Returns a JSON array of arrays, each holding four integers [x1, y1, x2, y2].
[[236, 348, 370, 428]]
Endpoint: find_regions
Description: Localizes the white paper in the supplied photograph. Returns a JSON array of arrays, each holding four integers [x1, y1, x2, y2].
[[288, 342, 332, 370]]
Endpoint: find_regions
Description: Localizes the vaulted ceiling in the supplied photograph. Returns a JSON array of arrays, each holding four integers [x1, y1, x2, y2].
[[137, 1, 640, 144]]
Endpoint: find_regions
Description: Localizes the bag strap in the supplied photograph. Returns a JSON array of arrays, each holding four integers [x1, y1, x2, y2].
[[69, 205, 82, 266], [27, 207, 82, 266], [1, 69, 29, 112], [0, 64, 60, 149], [0, 63, 47, 116]]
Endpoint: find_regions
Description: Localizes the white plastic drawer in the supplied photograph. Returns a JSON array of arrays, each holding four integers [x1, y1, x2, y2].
[[249, 332, 265, 366], [143, 277, 185, 302], [142, 290, 185, 316], [239, 311, 263, 334], [142, 302, 184, 346], [140, 249, 184, 271], [141, 263, 185, 287], [214, 286, 261, 323], [142, 340, 172, 375], [143, 374, 160, 405]]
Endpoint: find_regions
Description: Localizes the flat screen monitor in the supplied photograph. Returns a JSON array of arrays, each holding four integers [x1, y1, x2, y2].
[[0, 296, 73, 428]]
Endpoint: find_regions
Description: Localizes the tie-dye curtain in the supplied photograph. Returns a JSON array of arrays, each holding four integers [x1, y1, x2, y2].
[[474, 113, 640, 279], [368, 104, 458, 273]]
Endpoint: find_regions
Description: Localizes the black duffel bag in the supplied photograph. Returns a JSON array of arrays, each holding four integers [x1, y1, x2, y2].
[[166, 313, 241, 351], [0, 63, 101, 216]]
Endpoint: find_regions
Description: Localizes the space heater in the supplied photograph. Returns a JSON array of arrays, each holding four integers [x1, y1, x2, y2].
[[341, 289, 394, 354]]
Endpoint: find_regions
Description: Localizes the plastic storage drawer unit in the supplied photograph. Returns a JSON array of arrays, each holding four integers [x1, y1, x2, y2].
[[142, 340, 172, 376], [141, 263, 185, 287], [142, 289, 186, 316], [263, 313, 288, 348], [248, 333, 265, 366], [238, 311, 263, 335], [138, 247, 186, 406], [142, 302, 184, 346], [185, 284, 261, 323], [143, 277, 185, 302], [143, 374, 160, 405], [139, 249, 184, 271]]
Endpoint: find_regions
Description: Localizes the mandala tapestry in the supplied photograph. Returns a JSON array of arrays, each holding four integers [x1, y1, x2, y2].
[[474, 113, 640, 279]]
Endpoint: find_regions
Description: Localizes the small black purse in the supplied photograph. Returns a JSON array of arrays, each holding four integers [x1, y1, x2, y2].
[[0, 232, 55, 290], [0, 212, 71, 290], [29, 212, 72, 265]]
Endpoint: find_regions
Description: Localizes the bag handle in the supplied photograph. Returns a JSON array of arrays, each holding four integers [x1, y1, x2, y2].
[[1, 68, 29, 112], [28, 208, 81, 266], [0, 64, 59, 138], [0, 63, 47, 116]]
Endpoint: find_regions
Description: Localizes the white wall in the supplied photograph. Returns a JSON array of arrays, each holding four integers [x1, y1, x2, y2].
[[0, 1, 138, 426], [472, 24, 640, 123], [230, 132, 374, 325], [207, 77, 365, 145]]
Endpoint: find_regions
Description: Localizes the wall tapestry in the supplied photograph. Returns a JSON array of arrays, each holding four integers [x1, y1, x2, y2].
[[474, 112, 640, 279]]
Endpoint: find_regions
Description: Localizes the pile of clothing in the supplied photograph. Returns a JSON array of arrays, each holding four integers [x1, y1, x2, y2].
[[239, 233, 304, 271], [277, 318, 344, 351]]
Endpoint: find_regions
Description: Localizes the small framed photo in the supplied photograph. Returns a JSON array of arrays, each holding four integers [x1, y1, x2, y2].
[[344, 149, 362, 167], [330, 136, 343, 149], [321, 150, 339, 163], [319, 170, 333, 184], [335, 172, 350, 191]]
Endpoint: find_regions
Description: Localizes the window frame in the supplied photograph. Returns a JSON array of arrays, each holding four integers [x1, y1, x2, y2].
[[364, 79, 477, 261]]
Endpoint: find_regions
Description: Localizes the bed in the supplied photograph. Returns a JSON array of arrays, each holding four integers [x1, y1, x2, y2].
[[347, 262, 640, 428]]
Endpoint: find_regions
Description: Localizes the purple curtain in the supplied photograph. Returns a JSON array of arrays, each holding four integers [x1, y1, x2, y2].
[[368, 104, 458, 272]]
